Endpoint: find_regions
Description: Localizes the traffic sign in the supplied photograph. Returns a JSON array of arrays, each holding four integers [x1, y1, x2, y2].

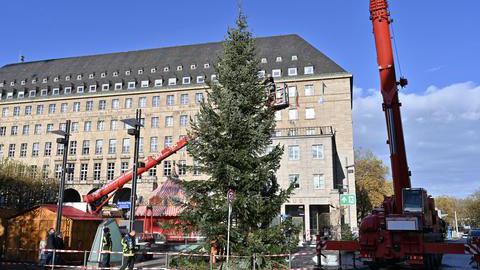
[[340, 194, 356, 206]]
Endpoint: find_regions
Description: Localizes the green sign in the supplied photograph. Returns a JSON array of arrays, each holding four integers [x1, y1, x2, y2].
[[340, 194, 356, 206]]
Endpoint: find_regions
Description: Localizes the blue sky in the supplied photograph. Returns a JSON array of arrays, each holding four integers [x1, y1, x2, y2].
[[2, 1, 479, 197]]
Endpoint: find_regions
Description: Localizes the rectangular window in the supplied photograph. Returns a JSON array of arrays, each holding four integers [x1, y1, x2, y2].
[[195, 93, 204, 104], [288, 145, 300, 160], [48, 104, 56, 114], [110, 120, 117, 131], [107, 162, 115, 181], [71, 122, 79, 132], [305, 108, 315, 119], [93, 163, 102, 181], [152, 96, 160, 107], [69, 141, 77, 155], [13, 106, 20, 116], [82, 140, 90, 155], [288, 67, 298, 76], [64, 87, 72, 94], [42, 164, 49, 179], [73, 102, 80, 112], [46, 124, 53, 133], [180, 115, 188, 126], [125, 98, 132, 108], [121, 162, 129, 174], [22, 125, 29, 135], [36, 105, 44, 115], [168, 78, 176, 86], [154, 79, 162, 87], [60, 103, 68, 113], [108, 139, 116, 154], [148, 165, 157, 177], [139, 137, 144, 153], [32, 142, 40, 157], [25, 105, 32, 115], [313, 174, 325, 189], [80, 164, 88, 181], [127, 81, 136, 89], [95, 140, 103, 155], [196, 76, 205, 83], [29, 90, 36, 97], [193, 160, 201, 176], [102, 84, 109, 91], [34, 124, 42, 135], [151, 117, 159, 128], [56, 143, 64, 156], [182, 77, 191, 84], [20, 143, 27, 157], [138, 97, 147, 107], [165, 116, 173, 127], [163, 160, 172, 176], [98, 100, 106, 110], [166, 95, 174, 106], [54, 164, 62, 180], [150, 137, 158, 152], [11, 126, 18, 136], [97, 120, 105, 131], [115, 83, 122, 90], [77, 86, 84, 93], [86, 101, 93, 111], [0, 127, 5, 136], [272, 69, 281, 77], [84, 121, 92, 132], [164, 136, 173, 148], [312, 144, 324, 159], [44, 142, 52, 156], [289, 174, 300, 189], [178, 160, 187, 176], [122, 138, 130, 153], [288, 86, 297, 98], [66, 163, 75, 182], [8, 144, 15, 157], [288, 109, 298, 120], [304, 66, 314, 74], [180, 94, 189, 105], [141, 80, 149, 88], [89, 85, 97, 92], [304, 84, 314, 96], [41, 89, 48, 96], [112, 99, 120, 109], [2, 108, 8, 117]]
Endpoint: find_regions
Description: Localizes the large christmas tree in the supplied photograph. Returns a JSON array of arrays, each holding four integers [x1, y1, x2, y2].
[[181, 13, 297, 258]]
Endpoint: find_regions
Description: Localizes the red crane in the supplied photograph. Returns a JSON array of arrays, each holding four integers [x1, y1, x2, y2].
[[317, 1, 480, 269]]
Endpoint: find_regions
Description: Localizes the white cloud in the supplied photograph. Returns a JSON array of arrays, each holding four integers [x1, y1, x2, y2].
[[353, 82, 480, 198]]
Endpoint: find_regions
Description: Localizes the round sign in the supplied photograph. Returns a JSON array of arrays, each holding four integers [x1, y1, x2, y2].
[[227, 189, 235, 203]]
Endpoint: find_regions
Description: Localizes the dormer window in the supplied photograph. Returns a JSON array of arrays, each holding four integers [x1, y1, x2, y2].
[[304, 66, 314, 75], [42, 78, 48, 83], [101, 72, 106, 78], [258, 70, 266, 78], [177, 65, 183, 71], [141, 80, 149, 88], [288, 67, 298, 76], [65, 75, 71, 81], [261, 58, 267, 63], [7, 92, 13, 99], [164, 66, 170, 72], [154, 79, 163, 87], [54, 77, 59, 82], [125, 70, 131, 76], [151, 68, 157, 73], [272, 69, 281, 77], [18, 91, 24, 99], [204, 63, 210, 69], [32, 79, 37, 84], [276, 56, 282, 62], [127, 81, 136, 89], [0, 82, 3, 87], [64, 87, 72, 94], [182, 77, 191, 85], [89, 74, 94, 79], [10, 81, 15, 86], [190, 64, 196, 70], [77, 86, 84, 93], [77, 75, 82, 80], [102, 84, 109, 91], [21, 80, 26, 85], [196, 76, 205, 84], [41, 89, 48, 96], [168, 78, 177, 86], [292, 55, 298, 61], [29, 90, 36, 97], [138, 69, 143, 75], [89, 85, 97, 92], [114, 83, 122, 90], [113, 71, 118, 77], [52, 88, 60, 95]]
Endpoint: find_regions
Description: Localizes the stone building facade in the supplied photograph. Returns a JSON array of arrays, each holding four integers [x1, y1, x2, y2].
[[0, 34, 356, 239]]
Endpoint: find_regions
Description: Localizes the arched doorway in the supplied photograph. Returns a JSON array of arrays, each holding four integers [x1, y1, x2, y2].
[[64, 189, 81, 203]]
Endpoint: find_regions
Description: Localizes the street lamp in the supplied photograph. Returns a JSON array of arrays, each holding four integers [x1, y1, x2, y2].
[[52, 120, 72, 236], [121, 109, 144, 231]]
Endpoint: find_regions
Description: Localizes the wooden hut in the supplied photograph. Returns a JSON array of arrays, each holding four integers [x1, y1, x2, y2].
[[6, 204, 102, 262]]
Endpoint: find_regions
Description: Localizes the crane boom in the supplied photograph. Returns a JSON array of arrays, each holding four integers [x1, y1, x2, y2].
[[370, 0, 410, 214], [83, 136, 189, 206]]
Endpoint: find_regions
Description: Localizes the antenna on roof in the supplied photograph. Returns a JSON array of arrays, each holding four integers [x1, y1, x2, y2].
[[19, 50, 25, 63]]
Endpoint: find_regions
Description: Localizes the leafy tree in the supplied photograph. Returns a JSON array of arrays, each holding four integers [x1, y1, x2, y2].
[[0, 158, 57, 210], [180, 13, 296, 259], [463, 190, 480, 228], [354, 149, 393, 221], [435, 196, 462, 226]]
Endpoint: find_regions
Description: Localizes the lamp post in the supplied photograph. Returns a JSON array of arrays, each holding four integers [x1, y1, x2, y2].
[[52, 120, 71, 235], [121, 109, 144, 231]]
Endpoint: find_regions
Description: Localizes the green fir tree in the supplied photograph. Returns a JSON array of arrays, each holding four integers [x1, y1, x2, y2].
[[181, 13, 297, 257]]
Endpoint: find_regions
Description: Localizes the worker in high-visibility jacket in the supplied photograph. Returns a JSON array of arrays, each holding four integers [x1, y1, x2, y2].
[[100, 227, 112, 267], [119, 230, 136, 270]]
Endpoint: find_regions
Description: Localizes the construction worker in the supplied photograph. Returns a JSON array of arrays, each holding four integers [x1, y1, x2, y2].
[[100, 227, 112, 267], [120, 230, 136, 270]]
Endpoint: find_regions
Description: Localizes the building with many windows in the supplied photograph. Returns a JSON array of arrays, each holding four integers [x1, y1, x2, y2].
[[0, 34, 356, 240]]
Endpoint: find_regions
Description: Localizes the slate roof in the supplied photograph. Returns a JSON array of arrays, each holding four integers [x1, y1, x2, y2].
[[0, 34, 348, 101]]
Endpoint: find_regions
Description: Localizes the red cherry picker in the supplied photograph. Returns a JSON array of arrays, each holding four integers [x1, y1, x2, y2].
[[317, 1, 480, 269]]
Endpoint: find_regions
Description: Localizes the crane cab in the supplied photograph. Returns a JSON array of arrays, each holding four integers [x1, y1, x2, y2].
[[402, 188, 427, 213], [263, 75, 289, 111]]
